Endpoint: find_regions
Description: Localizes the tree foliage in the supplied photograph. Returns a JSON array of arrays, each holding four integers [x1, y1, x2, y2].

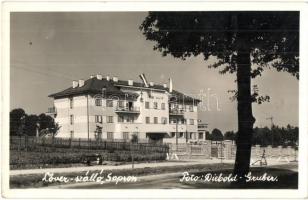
[[140, 11, 298, 77], [24, 114, 39, 136], [10, 108, 26, 135], [224, 131, 237, 141], [140, 11, 299, 180], [252, 125, 298, 147], [211, 128, 223, 141], [10, 108, 59, 136]]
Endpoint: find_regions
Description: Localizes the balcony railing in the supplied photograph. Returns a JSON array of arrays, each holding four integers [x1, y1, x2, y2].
[[169, 109, 184, 115], [115, 106, 140, 114]]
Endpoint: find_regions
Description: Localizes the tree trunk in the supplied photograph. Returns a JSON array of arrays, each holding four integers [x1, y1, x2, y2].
[[233, 38, 255, 183]]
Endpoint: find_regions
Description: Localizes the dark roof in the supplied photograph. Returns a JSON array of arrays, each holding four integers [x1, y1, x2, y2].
[[49, 77, 201, 103]]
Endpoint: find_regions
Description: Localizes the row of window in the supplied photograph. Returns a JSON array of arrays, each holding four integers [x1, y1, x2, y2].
[[70, 131, 204, 140], [169, 118, 195, 125], [145, 117, 168, 124], [69, 98, 194, 112], [97, 132, 136, 140], [170, 132, 204, 139], [94, 115, 135, 123], [70, 115, 133, 124], [71, 115, 114, 124], [95, 99, 116, 107], [70, 114, 195, 125], [70, 131, 134, 140], [145, 101, 166, 110], [170, 104, 194, 112]]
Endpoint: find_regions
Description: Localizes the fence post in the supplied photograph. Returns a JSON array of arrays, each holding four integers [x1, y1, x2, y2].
[[223, 140, 232, 160], [25, 135, 29, 151], [18, 135, 21, 151]]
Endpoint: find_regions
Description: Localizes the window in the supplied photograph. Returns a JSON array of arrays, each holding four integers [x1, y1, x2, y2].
[[132, 132, 139, 141], [127, 116, 134, 123], [189, 105, 194, 112], [95, 127, 102, 140], [171, 132, 176, 138], [153, 102, 158, 109], [95, 115, 102, 123], [95, 98, 102, 106], [161, 117, 167, 124], [170, 118, 177, 124], [107, 132, 114, 140], [69, 97, 73, 109], [154, 117, 158, 124], [146, 117, 150, 124], [118, 100, 124, 108], [189, 119, 194, 125], [118, 116, 124, 123], [106, 99, 113, 107], [145, 101, 150, 109], [122, 132, 129, 140], [70, 115, 74, 125], [199, 132, 203, 139], [107, 116, 113, 123], [161, 103, 165, 110]]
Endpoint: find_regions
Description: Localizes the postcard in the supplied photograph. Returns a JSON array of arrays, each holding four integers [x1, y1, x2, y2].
[[1, 1, 308, 199]]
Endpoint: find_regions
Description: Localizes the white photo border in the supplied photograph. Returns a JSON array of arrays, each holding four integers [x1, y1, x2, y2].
[[1, 1, 308, 199]]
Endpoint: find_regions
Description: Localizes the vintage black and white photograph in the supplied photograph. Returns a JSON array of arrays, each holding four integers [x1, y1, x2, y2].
[[1, 2, 308, 198]]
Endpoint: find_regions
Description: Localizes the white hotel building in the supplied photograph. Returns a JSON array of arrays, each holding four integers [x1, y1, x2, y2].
[[48, 74, 204, 144]]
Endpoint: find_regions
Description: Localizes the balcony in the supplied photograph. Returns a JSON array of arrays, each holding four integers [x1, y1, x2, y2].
[[115, 106, 140, 114], [169, 108, 184, 116]]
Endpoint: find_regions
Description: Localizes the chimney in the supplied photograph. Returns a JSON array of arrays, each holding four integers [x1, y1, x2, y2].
[[90, 75, 94, 79], [169, 78, 173, 93], [163, 84, 167, 88], [106, 76, 110, 81], [96, 74, 103, 80], [128, 80, 134, 86], [72, 80, 78, 88], [113, 77, 118, 82], [149, 82, 154, 87], [78, 79, 85, 87]]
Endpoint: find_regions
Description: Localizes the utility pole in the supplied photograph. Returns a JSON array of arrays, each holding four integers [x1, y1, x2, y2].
[[266, 116, 274, 128], [266, 116, 274, 146], [176, 118, 178, 150]]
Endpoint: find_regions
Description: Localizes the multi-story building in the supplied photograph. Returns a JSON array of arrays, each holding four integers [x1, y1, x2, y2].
[[48, 74, 203, 144]]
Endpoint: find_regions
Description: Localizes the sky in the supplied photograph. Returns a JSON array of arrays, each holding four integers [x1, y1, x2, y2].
[[10, 12, 299, 132]]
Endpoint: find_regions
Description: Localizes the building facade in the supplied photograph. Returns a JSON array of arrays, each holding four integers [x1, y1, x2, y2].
[[48, 74, 203, 144]]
